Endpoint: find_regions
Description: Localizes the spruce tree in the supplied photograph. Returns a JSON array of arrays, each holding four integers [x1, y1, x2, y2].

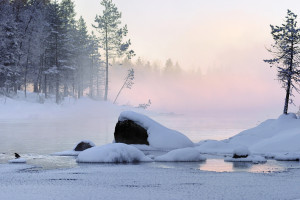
[[264, 10, 300, 114], [94, 0, 134, 101]]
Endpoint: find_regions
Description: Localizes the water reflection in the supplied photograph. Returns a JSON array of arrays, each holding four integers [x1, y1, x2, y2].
[[200, 159, 233, 172], [198, 159, 296, 173], [232, 162, 252, 170]]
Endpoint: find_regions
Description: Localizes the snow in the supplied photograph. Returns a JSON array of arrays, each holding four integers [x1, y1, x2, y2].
[[1, 162, 300, 200], [273, 153, 300, 161], [233, 146, 250, 157], [225, 155, 266, 164], [155, 147, 206, 162], [77, 143, 152, 163], [8, 158, 26, 163], [119, 111, 194, 149], [196, 113, 300, 155], [51, 150, 80, 156]]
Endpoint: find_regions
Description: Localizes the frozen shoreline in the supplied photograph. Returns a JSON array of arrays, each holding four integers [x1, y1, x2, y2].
[[1, 161, 300, 200]]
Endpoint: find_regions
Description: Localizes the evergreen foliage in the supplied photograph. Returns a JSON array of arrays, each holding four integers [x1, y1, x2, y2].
[[94, 0, 134, 101], [0, 0, 104, 102], [264, 10, 300, 114]]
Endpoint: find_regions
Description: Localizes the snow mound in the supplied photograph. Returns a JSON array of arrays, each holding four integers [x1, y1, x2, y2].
[[273, 153, 300, 161], [9, 158, 26, 163], [119, 111, 194, 149], [225, 155, 266, 164], [196, 113, 300, 155], [77, 143, 153, 163], [196, 140, 240, 154], [233, 147, 250, 157], [155, 147, 206, 162]]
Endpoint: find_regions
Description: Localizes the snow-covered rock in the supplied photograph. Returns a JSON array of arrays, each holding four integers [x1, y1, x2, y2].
[[73, 140, 95, 151], [114, 120, 149, 145], [233, 147, 250, 158], [118, 111, 194, 149], [155, 147, 206, 162], [9, 158, 26, 163], [273, 153, 300, 161], [52, 140, 96, 156], [225, 155, 266, 164], [77, 143, 152, 163]]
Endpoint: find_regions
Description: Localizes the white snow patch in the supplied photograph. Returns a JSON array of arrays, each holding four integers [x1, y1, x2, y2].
[[51, 150, 80, 156], [119, 111, 194, 149], [9, 158, 26, 163], [196, 113, 300, 155], [130, 144, 157, 151], [155, 147, 206, 162], [77, 143, 153, 163], [196, 140, 241, 154]]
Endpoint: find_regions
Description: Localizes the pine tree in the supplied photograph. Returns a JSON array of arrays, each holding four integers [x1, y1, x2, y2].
[[74, 16, 89, 98], [94, 0, 134, 101], [87, 31, 102, 98], [264, 10, 300, 114], [0, 0, 20, 95]]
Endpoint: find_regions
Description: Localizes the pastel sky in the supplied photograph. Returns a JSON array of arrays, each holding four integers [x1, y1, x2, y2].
[[73, 0, 300, 117]]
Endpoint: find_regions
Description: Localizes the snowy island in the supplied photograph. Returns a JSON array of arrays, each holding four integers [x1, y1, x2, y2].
[[69, 111, 300, 163]]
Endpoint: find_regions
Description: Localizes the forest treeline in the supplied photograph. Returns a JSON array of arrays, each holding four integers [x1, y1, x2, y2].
[[0, 0, 102, 103], [0, 0, 201, 104]]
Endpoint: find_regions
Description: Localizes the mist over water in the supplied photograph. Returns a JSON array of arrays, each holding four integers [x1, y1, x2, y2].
[[109, 62, 297, 121]]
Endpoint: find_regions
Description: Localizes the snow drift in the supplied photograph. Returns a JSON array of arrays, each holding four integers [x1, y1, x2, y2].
[[76, 143, 152, 163], [155, 147, 206, 162], [196, 113, 300, 155], [118, 111, 194, 149]]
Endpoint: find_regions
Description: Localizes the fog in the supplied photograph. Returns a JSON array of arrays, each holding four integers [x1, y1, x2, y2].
[[108, 56, 297, 119], [67, 0, 300, 120]]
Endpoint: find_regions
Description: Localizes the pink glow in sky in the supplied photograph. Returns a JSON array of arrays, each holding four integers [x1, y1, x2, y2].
[[73, 0, 300, 116]]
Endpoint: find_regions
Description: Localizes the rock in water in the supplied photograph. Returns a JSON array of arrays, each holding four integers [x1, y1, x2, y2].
[[74, 141, 95, 151], [14, 153, 21, 158], [114, 120, 149, 145], [232, 147, 250, 158]]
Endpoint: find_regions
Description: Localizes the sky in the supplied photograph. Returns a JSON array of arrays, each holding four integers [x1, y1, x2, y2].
[[72, 0, 300, 117]]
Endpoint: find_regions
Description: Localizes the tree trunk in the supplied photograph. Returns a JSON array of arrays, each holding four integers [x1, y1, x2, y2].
[[44, 74, 47, 98], [56, 74, 60, 104], [55, 32, 59, 104], [283, 79, 291, 115], [283, 39, 294, 115], [89, 58, 94, 98], [24, 58, 28, 98], [104, 27, 109, 101]]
